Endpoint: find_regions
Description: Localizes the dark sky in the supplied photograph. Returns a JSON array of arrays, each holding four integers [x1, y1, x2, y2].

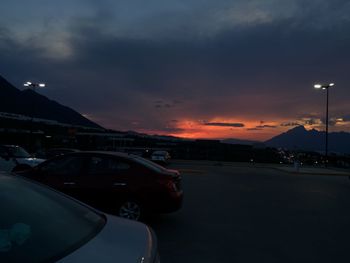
[[1, 0, 350, 140]]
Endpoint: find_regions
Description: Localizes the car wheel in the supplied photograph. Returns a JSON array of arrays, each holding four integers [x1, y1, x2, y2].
[[118, 201, 142, 221]]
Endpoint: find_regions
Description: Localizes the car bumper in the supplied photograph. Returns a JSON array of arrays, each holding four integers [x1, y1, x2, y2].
[[147, 190, 183, 213]]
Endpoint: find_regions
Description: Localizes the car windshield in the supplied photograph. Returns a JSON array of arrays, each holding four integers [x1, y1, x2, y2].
[[132, 156, 168, 173], [7, 146, 30, 158], [0, 174, 105, 262]]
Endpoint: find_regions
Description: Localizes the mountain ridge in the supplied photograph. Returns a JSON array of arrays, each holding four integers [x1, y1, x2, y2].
[[265, 125, 350, 154], [0, 75, 102, 129]]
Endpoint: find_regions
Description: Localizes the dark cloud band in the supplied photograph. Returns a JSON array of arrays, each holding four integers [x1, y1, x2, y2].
[[204, 122, 245, 127]]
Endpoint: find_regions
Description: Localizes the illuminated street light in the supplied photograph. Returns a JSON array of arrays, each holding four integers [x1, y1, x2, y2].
[[23, 81, 46, 143], [313, 82, 335, 167], [24, 81, 46, 88]]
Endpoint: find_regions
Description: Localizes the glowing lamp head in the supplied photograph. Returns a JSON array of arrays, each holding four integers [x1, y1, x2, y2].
[[23, 81, 46, 88], [24, 81, 32, 87], [314, 83, 335, 89]]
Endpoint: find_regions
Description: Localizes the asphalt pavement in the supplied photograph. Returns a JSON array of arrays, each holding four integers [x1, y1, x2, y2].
[[145, 161, 350, 263]]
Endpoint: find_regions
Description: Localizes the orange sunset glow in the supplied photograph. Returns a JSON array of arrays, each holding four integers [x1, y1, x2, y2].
[[136, 117, 350, 141], [172, 120, 274, 140], [139, 118, 286, 141]]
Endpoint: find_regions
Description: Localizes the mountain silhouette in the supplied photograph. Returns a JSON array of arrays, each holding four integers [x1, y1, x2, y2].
[[0, 75, 102, 129], [265, 125, 350, 154]]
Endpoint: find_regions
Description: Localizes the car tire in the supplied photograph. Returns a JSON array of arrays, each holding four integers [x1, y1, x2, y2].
[[12, 164, 31, 173], [118, 200, 142, 221]]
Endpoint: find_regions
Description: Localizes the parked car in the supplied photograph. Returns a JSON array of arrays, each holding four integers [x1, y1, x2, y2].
[[151, 151, 171, 164], [0, 172, 159, 262], [0, 145, 45, 173], [36, 148, 80, 159], [19, 151, 183, 220]]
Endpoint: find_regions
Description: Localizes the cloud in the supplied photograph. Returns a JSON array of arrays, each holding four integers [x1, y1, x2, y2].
[[328, 117, 350, 126], [255, 125, 277, 129], [1, 0, 350, 139], [341, 115, 350, 122], [204, 122, 245, 127], [3, 0, 348, 41], [280, 122, 300, 127], [153, 100, 179, 109], [247, 128, 263, 131], [172, 100, 182, 104], [302, 118, 322, 126], [280, 117, 323, 127]]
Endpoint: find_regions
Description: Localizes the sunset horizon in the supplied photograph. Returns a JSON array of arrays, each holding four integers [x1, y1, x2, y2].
[[1, 0, 350, 143], [92, 117, 346, 142]]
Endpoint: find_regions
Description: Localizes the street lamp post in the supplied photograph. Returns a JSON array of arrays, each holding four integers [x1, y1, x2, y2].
[[23, 81, 46, 150], [314, 82, 335, 167]]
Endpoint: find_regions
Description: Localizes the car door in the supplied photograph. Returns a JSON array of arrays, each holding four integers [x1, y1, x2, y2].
[[83, 155, 136, 212], [35, 155, 86, 198]]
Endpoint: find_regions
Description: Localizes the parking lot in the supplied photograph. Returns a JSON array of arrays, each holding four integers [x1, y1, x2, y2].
[[146, 161, 350, 263]]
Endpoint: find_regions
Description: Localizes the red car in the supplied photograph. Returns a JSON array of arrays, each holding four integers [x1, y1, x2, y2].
[[20, 151, 183, 220]]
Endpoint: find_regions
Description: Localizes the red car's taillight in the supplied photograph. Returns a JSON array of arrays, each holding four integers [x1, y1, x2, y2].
[[159, 179, 179, 192]]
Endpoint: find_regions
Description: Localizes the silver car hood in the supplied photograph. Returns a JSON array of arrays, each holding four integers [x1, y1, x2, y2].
[[59, 215, 156, 263]]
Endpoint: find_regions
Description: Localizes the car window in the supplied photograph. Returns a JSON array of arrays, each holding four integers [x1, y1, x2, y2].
[[6, 146, 30, 158], [133, 156, 167, 173], [88, 156, 130, 175], [0, 175, 105, 262], [40, 156, 85, 176]]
